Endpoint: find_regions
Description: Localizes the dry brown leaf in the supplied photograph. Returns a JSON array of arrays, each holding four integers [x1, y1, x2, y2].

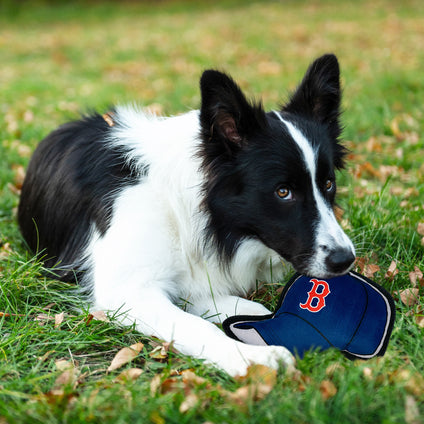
[[12, 164, 26, 191], [179, 392, 199, 413], [181, 369, 208, 387], [150, 374, 162, 396], [409, 267, 424, 288], [325, 363, 344, 377], [415, 313, 424, 328], [54, 360, 79, 390], [236, 364, 277, 387], [385, 261, 399, 280], [416, 222, 424, 236], [149, 345, 169, 361], [86, 310, 109, 325], [0, 242, 12, 259], [365, 136, 383, 153], [115, 368, 144, 382], [34, 313, 54, 325], [227, 364, 277, 407], [107, 342, 144, 372], [397, 288, 420, 307], [91, 310, 109, 321], [319, 380, 337, 400], [54, 312, 65, 328], [390, 369, 424, 397]]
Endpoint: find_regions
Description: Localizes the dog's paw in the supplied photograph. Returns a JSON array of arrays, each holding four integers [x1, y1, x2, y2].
[[208, 342, 296, 377]]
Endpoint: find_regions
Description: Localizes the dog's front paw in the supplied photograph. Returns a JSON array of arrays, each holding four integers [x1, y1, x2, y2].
[[208, 342, 296, 377]]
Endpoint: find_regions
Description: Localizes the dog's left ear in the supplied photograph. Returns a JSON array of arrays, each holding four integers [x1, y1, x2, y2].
[[199, 70, 266, 150], [282, 54, 341, 140]]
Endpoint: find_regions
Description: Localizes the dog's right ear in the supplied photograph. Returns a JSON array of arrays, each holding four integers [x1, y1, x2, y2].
[[282, 54, 342, 140], [199, 70, 266, 150]]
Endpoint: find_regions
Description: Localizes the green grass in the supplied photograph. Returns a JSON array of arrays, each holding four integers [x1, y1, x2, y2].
[[1, 1, 424, 422]]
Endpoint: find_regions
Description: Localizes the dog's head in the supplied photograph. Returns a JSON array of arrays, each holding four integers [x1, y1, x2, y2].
[[199, 54, 355, 278]]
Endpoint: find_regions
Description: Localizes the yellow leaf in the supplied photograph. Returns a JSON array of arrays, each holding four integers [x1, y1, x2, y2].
[[107, 342, 144, 372], [236, 364, 277, 387], [319, 380, 337, 400]]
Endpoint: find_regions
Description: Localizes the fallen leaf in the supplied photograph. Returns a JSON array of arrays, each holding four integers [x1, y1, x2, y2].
[[149, 345, 169, 361], [181, 369, 208, 387], [385, 261, 399, 280], [0, 242, 12, 259], [54, 360, 79, 390], [91, 310, 109, 321], [34, 313, 54, 325], [409, 266, 424, 287], [228, 365, 278, 407], [54, 312, 65, 328], [319, 380, 337, 400], [86, 310, 109, 325], [391, 368, 424, 397], [12, 164, 25, 191], [150, 374, 162, 396], [107, 342, 144, 372], [325, 363, 345, 377], [365, 263, 380, 278], [397, 288, 420, 307], [179, 392, 199, 413], [417, 222, 424, 236], [236, 364, 277, 387], [115, 368, 144, 382], [412, 311, 424, 328]]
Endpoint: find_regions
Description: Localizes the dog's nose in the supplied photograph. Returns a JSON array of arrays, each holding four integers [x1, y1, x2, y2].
[[325, 247, 356, 275]]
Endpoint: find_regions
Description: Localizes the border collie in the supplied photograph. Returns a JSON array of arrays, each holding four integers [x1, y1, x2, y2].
[[18, 54, 355, 376]]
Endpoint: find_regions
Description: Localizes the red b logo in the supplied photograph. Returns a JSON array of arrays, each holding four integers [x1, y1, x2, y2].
[[299, 279, 331, 313]]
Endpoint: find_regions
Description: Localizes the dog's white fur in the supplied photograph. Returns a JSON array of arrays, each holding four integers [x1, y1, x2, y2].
[[85, 107, 292, 376], [73, 105, 353, 376]]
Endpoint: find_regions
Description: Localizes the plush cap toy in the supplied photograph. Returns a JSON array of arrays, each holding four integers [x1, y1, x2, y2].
[[223, 271, 395, 359]]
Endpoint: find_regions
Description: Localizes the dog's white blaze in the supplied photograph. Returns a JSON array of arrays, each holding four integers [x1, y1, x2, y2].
[[273, 112, 354, 275]]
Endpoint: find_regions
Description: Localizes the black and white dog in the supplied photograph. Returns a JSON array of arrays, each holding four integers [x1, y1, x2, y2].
[[18, 54, 355, 376]]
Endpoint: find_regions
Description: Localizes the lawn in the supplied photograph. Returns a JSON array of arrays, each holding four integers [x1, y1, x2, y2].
[[1, 0, 423, 423]]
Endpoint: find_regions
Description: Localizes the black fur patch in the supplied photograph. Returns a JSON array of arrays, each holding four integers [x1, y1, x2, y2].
[[198, 55, 346, 271], [18, 113, 144, 282]]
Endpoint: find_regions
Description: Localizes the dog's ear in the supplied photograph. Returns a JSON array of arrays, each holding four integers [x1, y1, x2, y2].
[[199, 70, 266, 149], [282, 54, 341, 139]]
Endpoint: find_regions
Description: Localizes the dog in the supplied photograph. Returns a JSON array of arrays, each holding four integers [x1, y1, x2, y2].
[[18, 54, 355, 376]]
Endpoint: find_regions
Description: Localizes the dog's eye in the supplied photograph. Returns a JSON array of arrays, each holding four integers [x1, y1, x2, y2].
[[276, 187, 293, 200], [325, 180, 334, 192]]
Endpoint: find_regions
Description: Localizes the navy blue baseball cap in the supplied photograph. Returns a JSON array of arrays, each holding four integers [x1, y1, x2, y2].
[[223, 271, 395, 359]]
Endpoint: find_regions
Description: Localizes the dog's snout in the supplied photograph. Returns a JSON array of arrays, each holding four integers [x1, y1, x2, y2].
[[324, 247, 355, 275]]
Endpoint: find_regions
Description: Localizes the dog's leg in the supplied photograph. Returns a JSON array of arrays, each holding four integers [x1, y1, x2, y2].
[[186, 295, 272, 323], [95, 285, 294, 377]]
